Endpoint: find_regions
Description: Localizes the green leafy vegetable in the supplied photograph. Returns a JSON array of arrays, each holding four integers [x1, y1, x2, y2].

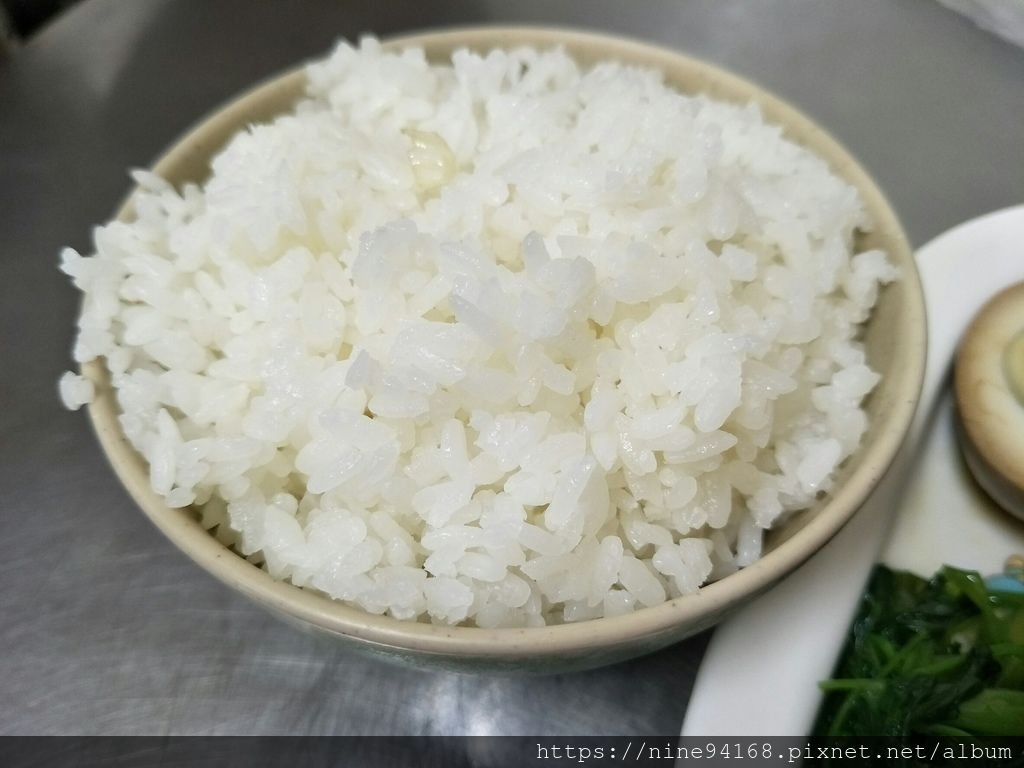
[[813, 565, 1024, 739], [949, 689, 1024, 736]]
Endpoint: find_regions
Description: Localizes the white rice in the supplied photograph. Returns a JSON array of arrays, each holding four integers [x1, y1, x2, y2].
[[60, 38, 897, 627]]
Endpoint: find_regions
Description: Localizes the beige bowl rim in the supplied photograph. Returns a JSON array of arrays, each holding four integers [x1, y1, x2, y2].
[[84, 25, 927, 660]]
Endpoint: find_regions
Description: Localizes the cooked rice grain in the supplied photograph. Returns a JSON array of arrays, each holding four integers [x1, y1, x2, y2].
[[61, 38, 897, 626]]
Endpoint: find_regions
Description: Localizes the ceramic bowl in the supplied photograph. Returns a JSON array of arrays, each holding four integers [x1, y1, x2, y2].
[[955, 281, 1024, 521], [84, 26, 926, 673]]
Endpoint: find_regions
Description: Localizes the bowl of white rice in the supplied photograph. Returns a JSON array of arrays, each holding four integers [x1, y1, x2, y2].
[[60, 27, 925, 672]]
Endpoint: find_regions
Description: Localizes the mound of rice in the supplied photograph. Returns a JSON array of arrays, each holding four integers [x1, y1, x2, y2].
[[60, 38, 897, 627]]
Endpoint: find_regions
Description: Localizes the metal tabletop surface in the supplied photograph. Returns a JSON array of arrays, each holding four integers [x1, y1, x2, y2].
[[1, 0, 1022, 737]]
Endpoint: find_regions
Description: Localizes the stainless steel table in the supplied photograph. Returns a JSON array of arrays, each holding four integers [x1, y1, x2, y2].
[[1, 0, 1021, 737]]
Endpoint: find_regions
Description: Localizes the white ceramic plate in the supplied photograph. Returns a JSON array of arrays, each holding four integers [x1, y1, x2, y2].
[[682, 205, 1024, 737]]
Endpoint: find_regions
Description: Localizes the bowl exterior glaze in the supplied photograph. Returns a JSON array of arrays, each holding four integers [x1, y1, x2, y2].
[[83, 27, 926, 673]]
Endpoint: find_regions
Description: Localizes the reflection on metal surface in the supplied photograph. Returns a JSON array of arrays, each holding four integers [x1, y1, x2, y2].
[[3, 0, 1024, 737]]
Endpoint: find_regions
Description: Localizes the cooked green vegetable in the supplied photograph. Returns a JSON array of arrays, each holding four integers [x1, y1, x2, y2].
[[813, 564, 1024, 738]]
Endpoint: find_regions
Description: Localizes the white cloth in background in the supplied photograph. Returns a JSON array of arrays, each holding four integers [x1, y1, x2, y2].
[[939, 0, 1024, 48]]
